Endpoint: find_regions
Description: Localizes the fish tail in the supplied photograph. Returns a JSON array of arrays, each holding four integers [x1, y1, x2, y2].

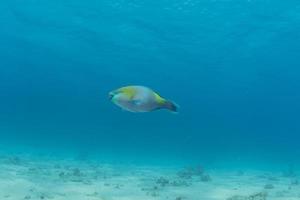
[[163, 100, 179, 113]]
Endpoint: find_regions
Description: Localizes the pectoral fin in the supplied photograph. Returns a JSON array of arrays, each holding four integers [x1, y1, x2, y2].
[[131, 100, 142, 106]]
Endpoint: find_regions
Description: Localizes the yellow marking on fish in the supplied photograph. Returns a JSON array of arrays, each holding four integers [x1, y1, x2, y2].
[[154, 92, 166, 105], [118, 86, 137, 100]]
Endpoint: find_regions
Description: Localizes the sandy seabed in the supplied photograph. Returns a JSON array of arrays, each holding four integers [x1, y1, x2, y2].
[[0, 155, 299, 200]]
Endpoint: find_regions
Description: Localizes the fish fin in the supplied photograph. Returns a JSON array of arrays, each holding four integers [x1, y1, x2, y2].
[[154, 92, 179, 113], [131, 100, 142, 106], [163, 100, 179, 113]]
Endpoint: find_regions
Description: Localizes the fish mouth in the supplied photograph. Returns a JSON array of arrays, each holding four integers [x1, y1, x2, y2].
[[108, 92, 114, 100], [109, 90, 121, 101]]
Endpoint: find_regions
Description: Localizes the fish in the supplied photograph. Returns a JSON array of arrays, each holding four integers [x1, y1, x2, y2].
[[109, 85, 178, 113]]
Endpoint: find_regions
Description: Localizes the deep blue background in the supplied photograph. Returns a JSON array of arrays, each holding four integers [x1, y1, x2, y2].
[[0, 0, 300, 165]]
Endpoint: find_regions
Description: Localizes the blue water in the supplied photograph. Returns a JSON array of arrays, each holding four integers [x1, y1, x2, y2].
[[1, 0, 300, 167]]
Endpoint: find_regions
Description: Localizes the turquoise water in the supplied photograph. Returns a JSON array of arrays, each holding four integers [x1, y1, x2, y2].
[[1, 0, 300, 168]]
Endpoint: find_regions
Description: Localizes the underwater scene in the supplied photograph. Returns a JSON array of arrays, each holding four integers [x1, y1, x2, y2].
[[1, 0, 300, 199]]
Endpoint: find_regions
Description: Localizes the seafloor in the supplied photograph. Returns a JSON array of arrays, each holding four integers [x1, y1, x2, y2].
[[0, 153, 299, 200]]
